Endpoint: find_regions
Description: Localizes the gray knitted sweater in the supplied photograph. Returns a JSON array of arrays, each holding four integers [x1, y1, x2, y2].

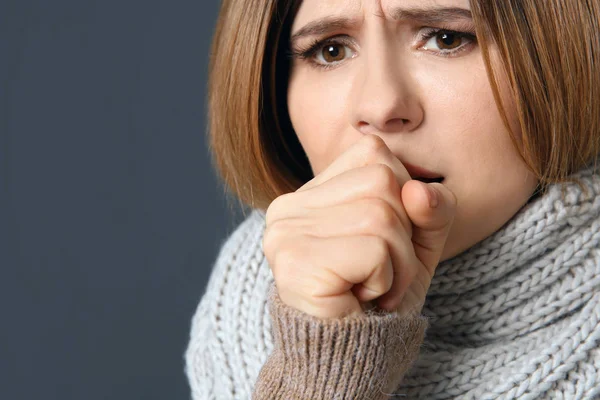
[[185, 165, 600, 399]]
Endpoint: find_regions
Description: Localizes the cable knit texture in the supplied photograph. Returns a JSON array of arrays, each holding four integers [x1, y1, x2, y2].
[[185, 164, 600, 399]]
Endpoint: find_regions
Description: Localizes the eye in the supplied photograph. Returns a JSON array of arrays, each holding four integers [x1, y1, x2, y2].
[[288, 36, 356, 70], [419, 29, 477, 56], [315, 43, 352, 64], [429, 32, 462, 50]]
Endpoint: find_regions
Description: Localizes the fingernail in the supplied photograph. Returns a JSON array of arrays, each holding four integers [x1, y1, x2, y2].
[[426, 184, 439, 208]]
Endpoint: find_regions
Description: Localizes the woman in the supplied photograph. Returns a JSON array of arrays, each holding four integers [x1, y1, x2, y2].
[[186, 0, 600, 398]]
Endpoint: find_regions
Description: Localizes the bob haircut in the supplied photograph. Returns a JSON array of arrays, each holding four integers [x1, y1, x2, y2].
[[206, 0, 600, 214]]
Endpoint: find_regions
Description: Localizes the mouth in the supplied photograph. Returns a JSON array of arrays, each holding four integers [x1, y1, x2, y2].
[[412, 176, 444, 184], [402, 161, 445, 184]]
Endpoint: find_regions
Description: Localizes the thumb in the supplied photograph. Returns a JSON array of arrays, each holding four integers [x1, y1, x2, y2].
[[401, 180, 458, 274]]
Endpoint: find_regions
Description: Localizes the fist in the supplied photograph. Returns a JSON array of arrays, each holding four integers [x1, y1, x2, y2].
[[262, 134, 457, 319]]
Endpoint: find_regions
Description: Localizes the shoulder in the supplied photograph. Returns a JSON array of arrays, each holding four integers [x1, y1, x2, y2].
[[215, 209, 267, 266], [189, 208, 267, 328], [185, 209, 274, 399]]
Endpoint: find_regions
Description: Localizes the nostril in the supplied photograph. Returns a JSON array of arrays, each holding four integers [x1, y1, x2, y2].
[[356, 118, 413, 134]]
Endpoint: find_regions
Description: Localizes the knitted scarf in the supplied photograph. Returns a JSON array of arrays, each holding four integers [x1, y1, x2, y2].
[[185, 164, 600, 400], [396, 164, 600, 399]]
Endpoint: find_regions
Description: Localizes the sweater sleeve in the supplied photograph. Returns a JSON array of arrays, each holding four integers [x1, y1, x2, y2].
[[252, 283, 429, 400]]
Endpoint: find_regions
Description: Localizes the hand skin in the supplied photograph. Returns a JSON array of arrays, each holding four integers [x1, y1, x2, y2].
[[263, 134, 457, 319]]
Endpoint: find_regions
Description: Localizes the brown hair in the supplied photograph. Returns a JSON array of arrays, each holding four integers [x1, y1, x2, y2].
[[206, 0, 600, 215]]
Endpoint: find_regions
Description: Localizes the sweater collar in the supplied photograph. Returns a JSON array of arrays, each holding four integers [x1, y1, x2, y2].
[[423, 163, 600, 346]]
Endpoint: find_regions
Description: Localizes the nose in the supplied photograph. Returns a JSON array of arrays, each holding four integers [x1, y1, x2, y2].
[[350, 44, 424, 134]]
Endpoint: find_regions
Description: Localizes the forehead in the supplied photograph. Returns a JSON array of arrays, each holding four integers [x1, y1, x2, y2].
[[292, 0, 471, 24]]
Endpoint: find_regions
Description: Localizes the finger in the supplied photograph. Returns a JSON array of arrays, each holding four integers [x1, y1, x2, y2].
[[290, 163, 413, 233], [266, 134, 410, 228], [401, 180, 458, 274], [302, 198, 419, 303], [297, 134, 411, 193], [276, 235, 394, 319], [373, 181, 457, 312]]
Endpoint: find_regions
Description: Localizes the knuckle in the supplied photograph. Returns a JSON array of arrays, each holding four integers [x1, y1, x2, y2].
[[262, 218, 291, 262], [270, 246, 294, 285], [363, 198, 398, 231], [369, 164, 399, 194], [370, 236, 391, 269], [362, 134, 387, 153], [272, 239, 303, 274], [361, 135, 389, 162], [273, 243, 312, 291], [265, 192, 295, 226]]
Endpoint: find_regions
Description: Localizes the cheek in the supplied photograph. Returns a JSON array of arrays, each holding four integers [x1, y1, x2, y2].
[[457, 75, 526, 185], [435, 70, 537, 260], [418, 54, 522, 181], [412, 56, 536, 259], [287, 68, 352, 174]]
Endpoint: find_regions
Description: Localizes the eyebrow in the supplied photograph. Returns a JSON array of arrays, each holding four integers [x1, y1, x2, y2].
[[290, 6, 473, 43]]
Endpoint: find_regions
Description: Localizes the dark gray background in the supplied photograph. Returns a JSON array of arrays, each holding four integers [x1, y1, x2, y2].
[[0, 1, 250, 399]]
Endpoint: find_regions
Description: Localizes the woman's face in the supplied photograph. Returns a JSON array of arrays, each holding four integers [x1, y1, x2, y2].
[[287, 0, 539, 261]]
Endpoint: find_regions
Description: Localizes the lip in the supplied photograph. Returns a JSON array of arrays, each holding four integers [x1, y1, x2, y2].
[[402, 161, 443, 180]]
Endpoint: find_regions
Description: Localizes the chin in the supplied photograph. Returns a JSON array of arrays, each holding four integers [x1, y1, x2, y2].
[[440, 238, 474, 263], [439, 247, 457, 263]]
